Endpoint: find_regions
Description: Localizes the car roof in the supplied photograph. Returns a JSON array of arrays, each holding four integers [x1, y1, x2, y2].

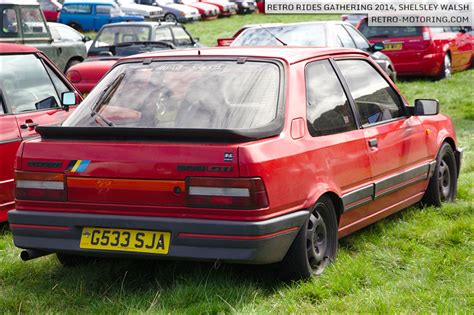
[[0, 43, 39, 54], [0, 0, 39, 4], [122, 46, 368, 64], [101, 21, 180, 28], [63, 0, 115, 5]]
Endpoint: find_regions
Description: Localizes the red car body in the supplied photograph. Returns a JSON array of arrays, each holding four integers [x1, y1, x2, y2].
[[67, 59, 116, 94], [175, 0, 220, 20], [8, 47, 462, 278], [357, 18, 473, 77], [0, 43, 81, 222], [198, 0, 235, 16], [38, 0, 62, 22]]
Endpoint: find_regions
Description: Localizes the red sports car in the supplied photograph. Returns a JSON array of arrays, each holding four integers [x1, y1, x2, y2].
[[9, 47, 462, 280], [174, 0, 220, 20], [0, 43, 81, 222], [198, 0, 236, 16], [357, 18, 473, 79]]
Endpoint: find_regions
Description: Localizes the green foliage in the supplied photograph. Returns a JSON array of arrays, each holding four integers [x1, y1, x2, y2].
[[1, 14, 472, 314]]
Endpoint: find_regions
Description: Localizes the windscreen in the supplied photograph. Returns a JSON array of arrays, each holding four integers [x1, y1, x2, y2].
[[231, 24, 327, 47], [358, 21, 422, 39], [63, 60, 281, 130]]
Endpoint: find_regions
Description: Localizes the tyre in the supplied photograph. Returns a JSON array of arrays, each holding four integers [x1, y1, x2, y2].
[[164, 13, 177, 22], [56, 253, 98, 267], [436, 53, 452, 80], [65, 59, 81, 72], [278, 195, 338, 280], [68, 22, 81, 32], [422, 142, 458, 207], [387, 67, 396, 82]]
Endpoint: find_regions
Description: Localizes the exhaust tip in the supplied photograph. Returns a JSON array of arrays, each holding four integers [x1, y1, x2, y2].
[[20, 249, 50, 261]]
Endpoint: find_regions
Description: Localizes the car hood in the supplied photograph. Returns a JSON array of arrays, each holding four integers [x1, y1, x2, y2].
[[120, 3, 163, 15], [192, 2, 219, 11], [163, 3, 198, 14]]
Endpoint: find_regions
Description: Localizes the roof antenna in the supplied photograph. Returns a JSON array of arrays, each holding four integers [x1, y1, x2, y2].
[[259, 24, 287, 46]]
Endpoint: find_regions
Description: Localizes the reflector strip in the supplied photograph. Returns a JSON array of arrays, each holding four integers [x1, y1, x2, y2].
[[68, 177, 185, 191], [178, 227, 299, 240], [16, 180, 64, 190], [10, 223, 70, 231], [188, 186, 250, 197]]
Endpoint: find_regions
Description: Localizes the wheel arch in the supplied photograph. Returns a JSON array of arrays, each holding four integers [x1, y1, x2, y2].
[[306, 188, 344, 225], [440, 136, 460, 176]]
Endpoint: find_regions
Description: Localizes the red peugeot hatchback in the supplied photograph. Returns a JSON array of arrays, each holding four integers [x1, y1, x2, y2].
[[9, 47, 462, 280], [357, 18, 473, 79], [0, 43, 81, 222]]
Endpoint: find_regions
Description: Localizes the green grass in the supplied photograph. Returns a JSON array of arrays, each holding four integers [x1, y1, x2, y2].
[[1, 14, 473, 314]]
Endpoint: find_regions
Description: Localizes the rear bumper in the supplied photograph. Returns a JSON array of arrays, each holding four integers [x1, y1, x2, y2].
[[8, 210, 308, 264]]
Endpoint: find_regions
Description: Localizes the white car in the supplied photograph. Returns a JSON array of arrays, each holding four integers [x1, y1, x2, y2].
[[115, 0, 164, 20]]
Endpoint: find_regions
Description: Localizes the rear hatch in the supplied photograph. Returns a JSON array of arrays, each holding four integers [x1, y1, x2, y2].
[[358, 20, 429, 73]]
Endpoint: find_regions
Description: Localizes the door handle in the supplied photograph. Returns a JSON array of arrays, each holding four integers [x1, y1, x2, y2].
[[20, 122, 39, 129], [368, 138, 378, 148], [57, 47, 62, 54]]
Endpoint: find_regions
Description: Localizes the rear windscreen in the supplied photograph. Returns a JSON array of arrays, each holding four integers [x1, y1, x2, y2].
[[358, 20, 422, 39], [64, 60, 282, 130]]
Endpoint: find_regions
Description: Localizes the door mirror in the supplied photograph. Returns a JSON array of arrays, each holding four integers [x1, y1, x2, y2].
[[35, 96, 58, 110], [82, 35, 91, 42], [61, 91, 78, 111], [414, 99, 439, 115], [371, 42, 385, 51]]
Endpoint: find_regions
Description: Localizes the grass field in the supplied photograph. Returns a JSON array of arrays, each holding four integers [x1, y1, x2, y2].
[[1, 14, 473, 314]]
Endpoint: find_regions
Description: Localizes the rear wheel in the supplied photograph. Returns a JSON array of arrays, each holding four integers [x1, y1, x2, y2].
[[436, 54, 452, 80], [278, 195, 338, 280], [68, 22, 81, 32], [422, 142, 457, 206], [65, 59, 81, 72], [164, 13, 177, 22]]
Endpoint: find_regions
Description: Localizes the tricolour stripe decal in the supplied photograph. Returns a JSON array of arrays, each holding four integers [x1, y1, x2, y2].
[[67, 160, 91, 173]]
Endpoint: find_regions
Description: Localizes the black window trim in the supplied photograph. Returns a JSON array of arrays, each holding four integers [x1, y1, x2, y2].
[[331, 56, 409, 129], [304, 58, 360, 137]]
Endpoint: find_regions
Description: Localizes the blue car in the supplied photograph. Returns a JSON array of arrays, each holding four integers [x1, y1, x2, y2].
[[58, 0, 144, 32]]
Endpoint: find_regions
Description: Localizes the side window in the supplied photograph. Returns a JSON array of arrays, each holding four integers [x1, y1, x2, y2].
[[333, 25, 356, 48], [306, 60, 356, 136], [20, 7, 49, 37], [2, 8, 19, 34], [45, 64, 71, 99], [96, 5, 112, 15], [0, 54, 60, 113], [171, 26, 193, 46], [63, 4, 92, 14], [0, 93, 5, 115], [39, 1, 55, 11], [154, 27, 173, 42], [336, 59, 404, 126], [343, 25, 370, 50]]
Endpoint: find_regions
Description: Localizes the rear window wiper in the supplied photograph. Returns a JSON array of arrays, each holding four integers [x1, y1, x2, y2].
[[90, 73, 126, 127]]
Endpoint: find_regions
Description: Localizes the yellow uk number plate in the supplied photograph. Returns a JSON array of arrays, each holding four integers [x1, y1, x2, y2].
[[384, 43, 402, 50], [80, 227, 170, 254]]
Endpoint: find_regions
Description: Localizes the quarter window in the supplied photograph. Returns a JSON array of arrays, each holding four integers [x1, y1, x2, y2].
[[306, 60, 356, 136], [63, 4, 92, 14], [154, 27, 173, 42], [333, 25, 355, 48], [171, 26, 192, 46], [2, 8, 18, 34], [336, 59, 404, 126], [96, 5, 112, 15], [343, 25, 370, 50]]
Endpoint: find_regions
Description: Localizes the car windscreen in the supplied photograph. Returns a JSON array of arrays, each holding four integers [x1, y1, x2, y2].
[[358, 20, 422, 39], [231, 24, 327, 47], [63, 60, 281, 130]]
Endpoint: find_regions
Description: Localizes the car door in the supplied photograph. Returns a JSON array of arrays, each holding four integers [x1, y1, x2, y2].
[[336, 58, 430, 214], [0, 93, 21, 221], [304, 59, 373, 230], [94, 5, 113, 30]]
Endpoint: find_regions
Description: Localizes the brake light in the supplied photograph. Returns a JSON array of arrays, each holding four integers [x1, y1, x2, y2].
[[66, 70, 81, 83], [186, 177, 268, 209], [15, 171, 66, 201]]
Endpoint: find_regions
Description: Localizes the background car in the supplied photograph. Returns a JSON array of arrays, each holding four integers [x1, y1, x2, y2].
[[67, 21, 199, 93], [115, 0, 164, 21], [231, 0, 256, 14], [174, 0, 219, 20], [58, 0, 144, 32], [1, 0, 87, 71], [135, 0, 201, 23], [231, 21, 397, 81], [48, 22, 89, 67], [340, 14, 366, 26], [216, 23, 279, 46], [0, 43, 82, 222], [38, 0, 62, 22], [198, 0, 236, 17], [357, 18, 473, 79]]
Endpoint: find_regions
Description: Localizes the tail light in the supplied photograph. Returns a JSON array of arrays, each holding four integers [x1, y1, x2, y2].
[[186, 177, 268, 210], [66, 70, 81, 83], [15, 171, 66, 202]]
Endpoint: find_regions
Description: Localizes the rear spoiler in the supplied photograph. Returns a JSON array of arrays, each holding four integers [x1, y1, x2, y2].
[[36, 124, 283, 143]]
